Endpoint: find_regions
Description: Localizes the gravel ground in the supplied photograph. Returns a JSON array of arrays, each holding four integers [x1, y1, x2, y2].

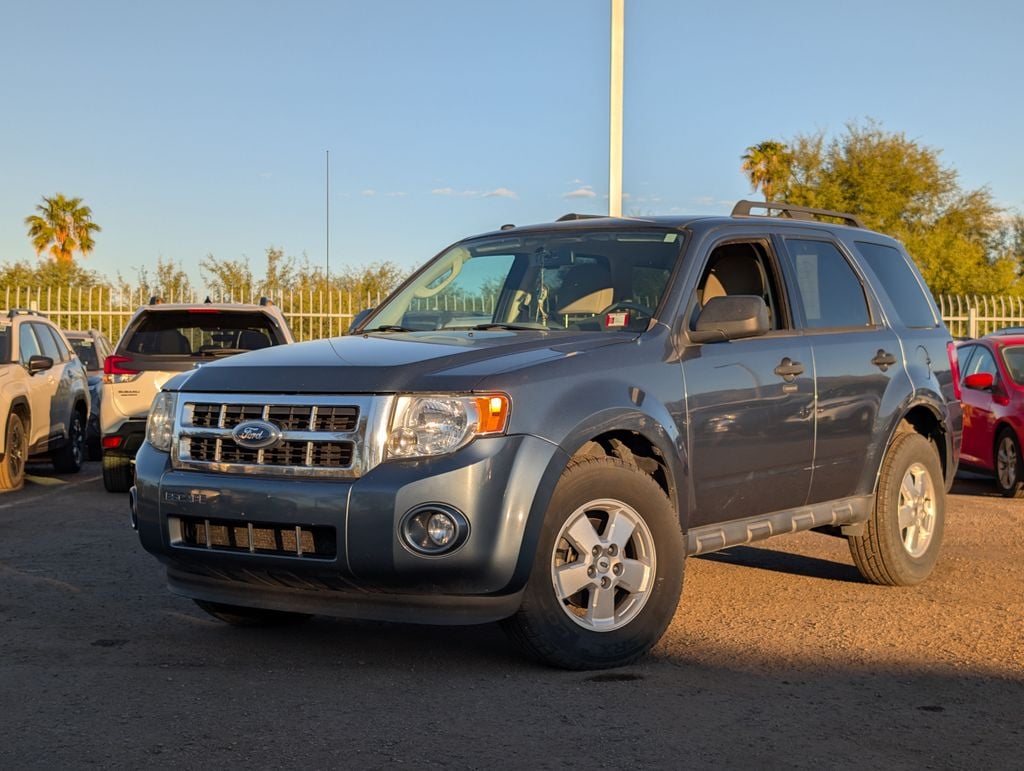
[[1, 463, 1020, 769]]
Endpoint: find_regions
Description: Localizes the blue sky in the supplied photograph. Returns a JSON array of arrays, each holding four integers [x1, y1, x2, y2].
[[1, 0, 1021, 288]]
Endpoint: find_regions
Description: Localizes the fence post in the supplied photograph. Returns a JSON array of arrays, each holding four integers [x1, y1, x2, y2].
[[968, 306, 979, 339]]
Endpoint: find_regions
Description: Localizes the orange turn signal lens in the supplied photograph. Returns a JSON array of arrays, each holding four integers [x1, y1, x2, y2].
[[474, 394, 510, 434]]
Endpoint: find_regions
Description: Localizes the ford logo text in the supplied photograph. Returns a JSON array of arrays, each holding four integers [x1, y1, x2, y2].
[[231, 420, 281, 450]]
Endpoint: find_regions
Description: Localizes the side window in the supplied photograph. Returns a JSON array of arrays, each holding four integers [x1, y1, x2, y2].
[[33, 324, 63, 362], [18, 323, 42, 365], [957, 345, 977, 377], [785, 239, 870, 329], [691, 240, 787, 330], [855, 241, 937, 328], [963, 346, 998, 380]]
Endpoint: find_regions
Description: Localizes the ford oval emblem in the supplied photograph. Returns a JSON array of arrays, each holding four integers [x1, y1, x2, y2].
[[232, 420, 281, 450]]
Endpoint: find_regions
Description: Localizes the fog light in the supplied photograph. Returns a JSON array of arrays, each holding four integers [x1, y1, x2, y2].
[[427, 512, 455, 547], [400, 505, 469, 556]]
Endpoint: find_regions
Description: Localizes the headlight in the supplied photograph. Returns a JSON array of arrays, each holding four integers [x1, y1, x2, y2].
[[386, 393, 510, 459], [146, 391, 178, 453]]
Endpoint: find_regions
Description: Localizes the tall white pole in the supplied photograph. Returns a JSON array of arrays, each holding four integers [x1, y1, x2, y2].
[[609, 0, 624, 217]]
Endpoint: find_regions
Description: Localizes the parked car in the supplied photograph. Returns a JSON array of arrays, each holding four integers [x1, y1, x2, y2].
[[956, 333, 1024, 496], [63, 328, 113, 460], [0, 309, 91, 490], [101, 298, 294, 492], [130, 201, 962, 669]]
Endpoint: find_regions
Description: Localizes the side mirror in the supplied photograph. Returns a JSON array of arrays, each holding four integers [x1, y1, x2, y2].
[[28, 355, 54, 374], [348, 307, 375, 335], [963, 372, 995, 391], [689, 295, 769, 343]]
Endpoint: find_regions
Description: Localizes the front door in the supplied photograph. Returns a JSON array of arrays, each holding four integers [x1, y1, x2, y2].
[[681, 236, 814, 527]]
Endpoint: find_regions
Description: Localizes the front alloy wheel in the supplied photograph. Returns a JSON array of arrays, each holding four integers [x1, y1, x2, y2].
[[550, 499, 656, 632]]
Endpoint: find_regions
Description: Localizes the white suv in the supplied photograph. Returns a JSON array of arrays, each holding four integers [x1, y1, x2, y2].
[[100, 298, 294, 491], [0, 310, 91, 490]]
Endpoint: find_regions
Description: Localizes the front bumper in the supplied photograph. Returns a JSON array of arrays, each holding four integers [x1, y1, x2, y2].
[[134, 433, 565, 624]]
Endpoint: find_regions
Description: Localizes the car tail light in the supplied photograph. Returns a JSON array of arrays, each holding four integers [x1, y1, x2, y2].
[[947, 342, 962, 401], [103, 354, 141, 383]]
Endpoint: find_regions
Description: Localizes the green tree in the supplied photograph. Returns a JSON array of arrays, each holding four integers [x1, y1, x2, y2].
[[740, 141, 792, 202], [24, 193, 101, 264], [199, 253, 255, 300], [131, 257, 194, 302], [745, 120, 1021, 295]]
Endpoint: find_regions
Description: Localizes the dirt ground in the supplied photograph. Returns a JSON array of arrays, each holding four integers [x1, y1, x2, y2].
[[0, 464, 1020, 769]]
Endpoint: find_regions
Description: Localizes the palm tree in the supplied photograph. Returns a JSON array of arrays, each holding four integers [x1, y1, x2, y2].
[[740, 141, 792, 202], [24, 193, 101, 264]]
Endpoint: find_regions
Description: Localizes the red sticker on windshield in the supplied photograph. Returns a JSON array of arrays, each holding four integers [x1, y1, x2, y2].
[[606, 311, 629, 328]]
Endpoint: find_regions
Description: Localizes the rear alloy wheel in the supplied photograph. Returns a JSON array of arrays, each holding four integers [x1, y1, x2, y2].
[[194, 599, 312, 627], [848, 431, 945, 586], [102, 452, 134, 493], [0, 412, 28, 491], [502, 456, 684, 670], [994, 428, 1024, 498], [52, 409, 86, 474]]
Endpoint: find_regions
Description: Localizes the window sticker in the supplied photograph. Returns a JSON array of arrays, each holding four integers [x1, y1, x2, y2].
[[605, 311, 629, 328], [794, 253, 821, 321]]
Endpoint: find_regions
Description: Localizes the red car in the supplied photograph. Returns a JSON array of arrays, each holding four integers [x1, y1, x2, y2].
[[957, 332, 1024, 496]]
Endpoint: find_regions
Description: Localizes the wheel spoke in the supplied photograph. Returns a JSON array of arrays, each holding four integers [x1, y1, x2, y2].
[[617, 558, 652, 594], [898, 501, 915, 530], [563, 515, 601, 556], [586, 584, 617, 629], [554, 562, 593, 600], [603, 507, 637, 551]]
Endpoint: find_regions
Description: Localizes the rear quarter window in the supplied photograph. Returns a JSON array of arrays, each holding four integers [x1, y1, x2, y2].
[[854, 241, 937, 328]]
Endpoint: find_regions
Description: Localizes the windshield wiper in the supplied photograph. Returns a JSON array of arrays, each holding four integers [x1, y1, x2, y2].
[[462, 323, 546, 331], [363, 325, 412, 333]]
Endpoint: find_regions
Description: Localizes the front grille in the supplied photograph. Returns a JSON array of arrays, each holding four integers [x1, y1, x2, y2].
[[173, 394, 384, 479], [187, 436, 354, 467], [172, 516, 336, 559]]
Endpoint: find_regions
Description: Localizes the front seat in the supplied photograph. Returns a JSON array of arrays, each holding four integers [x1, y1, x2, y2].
[[556, 263, 614, 316]]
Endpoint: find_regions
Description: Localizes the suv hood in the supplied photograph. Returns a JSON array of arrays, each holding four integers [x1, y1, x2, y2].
[[173, 330, 631, 394]]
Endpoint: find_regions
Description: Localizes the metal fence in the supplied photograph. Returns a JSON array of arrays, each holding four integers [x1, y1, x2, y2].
[[5, 286, 1024, 343]]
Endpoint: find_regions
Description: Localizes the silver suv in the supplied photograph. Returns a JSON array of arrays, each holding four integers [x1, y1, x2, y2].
[[0, 310, 91, 491], [100, 298, 294, 492]]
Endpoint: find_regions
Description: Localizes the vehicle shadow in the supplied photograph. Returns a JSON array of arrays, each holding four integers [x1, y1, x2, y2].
[[696, 544, 865, 584], [951, 470, 1002, 498]]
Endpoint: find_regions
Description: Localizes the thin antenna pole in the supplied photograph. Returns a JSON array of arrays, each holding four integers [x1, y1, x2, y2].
[[609, 0, 624, 217], [326, 149, 330, 284]]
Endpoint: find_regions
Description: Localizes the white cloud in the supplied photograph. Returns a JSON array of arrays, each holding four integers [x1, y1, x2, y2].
[[564, 186, 597, 199], [384, 191, 408, 197], [431, 187, 455, 196], [361, 189, 377, 197], [258, 172, 272, 179], [482, 187, 517, 199]]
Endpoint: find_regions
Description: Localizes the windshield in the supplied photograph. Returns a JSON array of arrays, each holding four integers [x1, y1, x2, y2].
[[366, 229, 684, 333]]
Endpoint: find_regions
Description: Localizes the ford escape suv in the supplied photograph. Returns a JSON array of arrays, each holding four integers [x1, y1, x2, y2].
[[131, 201, 962, 669], [101, 298, 293, 492]]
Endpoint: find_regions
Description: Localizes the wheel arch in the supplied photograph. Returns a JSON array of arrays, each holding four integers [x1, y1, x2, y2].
[[3, 396, 31, 455]]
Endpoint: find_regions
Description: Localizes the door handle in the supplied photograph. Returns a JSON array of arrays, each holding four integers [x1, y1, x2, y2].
[[872, 349, 897, 371], [774, 357, 805, 381]]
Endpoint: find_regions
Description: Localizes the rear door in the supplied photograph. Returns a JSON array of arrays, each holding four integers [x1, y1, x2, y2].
[[778, 236, 903, 503]]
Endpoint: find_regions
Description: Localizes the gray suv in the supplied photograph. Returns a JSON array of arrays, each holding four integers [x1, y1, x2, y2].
[[131, 201, 963, 669]]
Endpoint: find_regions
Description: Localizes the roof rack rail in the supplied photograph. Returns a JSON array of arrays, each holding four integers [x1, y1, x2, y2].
[[731, 199, 865, 229], [556, 213, 607, 222], [6, 308, 46, 319]]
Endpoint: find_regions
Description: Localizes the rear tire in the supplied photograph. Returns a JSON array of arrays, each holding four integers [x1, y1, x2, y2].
[[194, 599, 312, 627], [994, 427, 1023, 498], [52, 409, 86, 474], [0, 412, 28, 492], [102, 452, 133, 492], [848, 431, 944, 586], [501, 456, 684, 670]]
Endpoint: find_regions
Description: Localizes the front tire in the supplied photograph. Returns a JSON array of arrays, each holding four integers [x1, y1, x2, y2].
[[52, 409, 86, 474], [102, 452, 133, 492], [194, 599, 312, 627], [0, 412, 28, 492], [994, 427, 1023, 498], [848, 431, 945, 586], [502, 456, 684, 670]]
